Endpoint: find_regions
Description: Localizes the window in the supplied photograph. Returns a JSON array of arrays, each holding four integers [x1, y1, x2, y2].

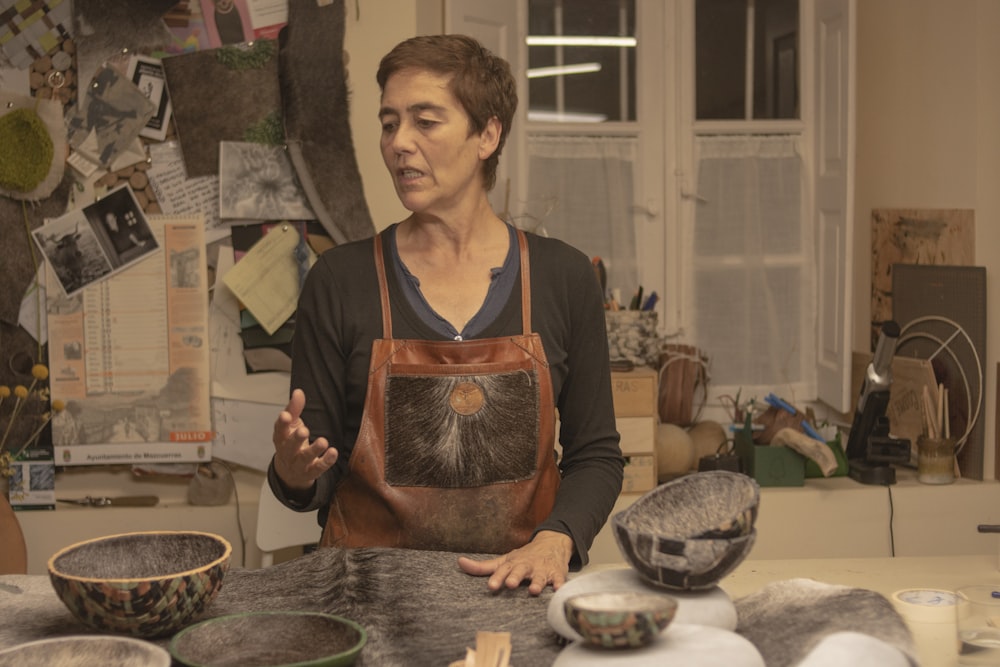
[[687, 0, 815, 397], [455, 0, 854, 412], [521, 0, 643, 312]]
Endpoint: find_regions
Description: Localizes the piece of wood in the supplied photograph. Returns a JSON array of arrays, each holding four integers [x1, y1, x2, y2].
[[0, 492, 27, 575]]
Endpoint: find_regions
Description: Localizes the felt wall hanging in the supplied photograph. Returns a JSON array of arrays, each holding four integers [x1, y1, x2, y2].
[[279, 0, 374, 243], [162, 39, 282, 178]]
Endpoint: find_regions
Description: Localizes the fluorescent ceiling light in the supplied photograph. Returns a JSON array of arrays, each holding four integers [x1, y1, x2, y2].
[[526, 36, 637, 47], [527, 110, 608, 123], [526, 62, 602, 79]]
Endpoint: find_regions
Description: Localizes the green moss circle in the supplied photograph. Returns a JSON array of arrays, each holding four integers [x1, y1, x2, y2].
[[0, 108, 54, 193]]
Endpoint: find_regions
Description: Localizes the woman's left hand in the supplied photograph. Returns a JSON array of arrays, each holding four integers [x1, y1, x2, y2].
[[457, 530, 574, 596]]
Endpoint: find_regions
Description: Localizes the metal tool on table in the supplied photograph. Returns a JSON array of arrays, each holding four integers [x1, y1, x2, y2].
[[57, 496, 159, 507]]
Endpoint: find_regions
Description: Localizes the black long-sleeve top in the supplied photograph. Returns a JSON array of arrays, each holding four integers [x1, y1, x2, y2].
[[268, 226, 624, 567]]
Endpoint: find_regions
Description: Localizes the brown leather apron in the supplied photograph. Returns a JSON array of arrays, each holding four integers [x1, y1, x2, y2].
[[320, 228, 560, 554]]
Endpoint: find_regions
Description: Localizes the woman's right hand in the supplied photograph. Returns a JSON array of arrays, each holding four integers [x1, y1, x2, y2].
[[272, 388, 339, 491]]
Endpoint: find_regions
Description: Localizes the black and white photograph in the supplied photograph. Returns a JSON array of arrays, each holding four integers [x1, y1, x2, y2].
[[218, 141, 315, 221], [86, 184, 159, 268], [32, 184, 160, 297], [32, 216, 113, 298], [126, 54, 173, 142]]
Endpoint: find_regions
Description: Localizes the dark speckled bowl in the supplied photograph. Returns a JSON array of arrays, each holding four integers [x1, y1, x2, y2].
[[47, 531, 231, 638], [613, 471, 760, 590], [169, 611, 367, 667]]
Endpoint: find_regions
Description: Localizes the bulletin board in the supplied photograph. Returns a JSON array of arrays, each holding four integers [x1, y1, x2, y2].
[[0, 0, 374, 507]]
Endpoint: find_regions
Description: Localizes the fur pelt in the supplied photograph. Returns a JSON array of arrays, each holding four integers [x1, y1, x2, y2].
[[385, 372, 539, 487], [734, 578, 919, 667], [0, 548, 563, 667]]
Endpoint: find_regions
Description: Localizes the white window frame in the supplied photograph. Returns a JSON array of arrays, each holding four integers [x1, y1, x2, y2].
[[443, 0, 855, 414]]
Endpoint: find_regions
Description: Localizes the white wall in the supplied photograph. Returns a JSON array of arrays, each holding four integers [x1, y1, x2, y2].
[[342, 0, 418, 231], [854, 0, 1000, 478]]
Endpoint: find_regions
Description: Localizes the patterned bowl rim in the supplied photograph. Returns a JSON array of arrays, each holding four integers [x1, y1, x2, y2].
[[613, 470, 760, 535], [47, 530, 233, 583], [168, 610, 368, 666], [564, 590, 679, 615]]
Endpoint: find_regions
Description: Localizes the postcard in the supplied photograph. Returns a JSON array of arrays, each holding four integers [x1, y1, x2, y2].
[[65, 65, 156, 169], [126, 54, 173, 142], [32, 185, 161, 297], [218, 141, 314, 221]]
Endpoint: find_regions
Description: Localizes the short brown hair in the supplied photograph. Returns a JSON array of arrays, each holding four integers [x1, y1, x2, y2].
[[377, 34, 516, 192]]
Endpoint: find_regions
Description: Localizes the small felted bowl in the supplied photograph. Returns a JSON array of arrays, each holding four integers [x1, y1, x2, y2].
[[0, 635, 171, 667], [563, 591, 678, 649], [48, 530, 231, 638], [169, 611, 367, 667]]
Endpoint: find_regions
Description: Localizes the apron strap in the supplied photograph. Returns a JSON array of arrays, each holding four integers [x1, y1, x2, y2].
[[373, 232, 393, 339], [372, 226, 533, 339]]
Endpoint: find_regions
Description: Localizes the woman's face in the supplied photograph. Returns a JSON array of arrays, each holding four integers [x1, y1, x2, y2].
[[378, 68, 499, 217]]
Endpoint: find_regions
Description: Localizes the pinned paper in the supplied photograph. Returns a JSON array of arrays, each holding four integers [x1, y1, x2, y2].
[[222, 224, 312, 335]]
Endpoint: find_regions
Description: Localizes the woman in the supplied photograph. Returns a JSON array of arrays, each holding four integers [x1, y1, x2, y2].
[[269, 34, 624, 595]]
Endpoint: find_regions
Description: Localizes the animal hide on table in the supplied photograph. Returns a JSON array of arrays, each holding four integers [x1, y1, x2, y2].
[[734, 578, 919, 667], [0, 547, 563, 667], [0, 553, 924, 666]]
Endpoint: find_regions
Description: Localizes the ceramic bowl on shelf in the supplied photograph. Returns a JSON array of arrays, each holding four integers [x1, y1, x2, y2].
[[0, 635, 171, 667], [169, 611, 367, 667], [47, 530, 231, 638], [564, 591, 678, 649]]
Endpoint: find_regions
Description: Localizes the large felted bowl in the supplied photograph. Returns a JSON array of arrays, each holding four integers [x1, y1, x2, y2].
[[622, 470, 759, 540], [169, 611, 367, 667], [47, 530, 232, 638], [612, 471, 760, 590]]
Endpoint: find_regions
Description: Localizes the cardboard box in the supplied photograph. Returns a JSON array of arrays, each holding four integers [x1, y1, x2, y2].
[[617, 416, 655, 455], [611, 367, 658, 417], [621, 453, 656, 493], [734, 429, 805, 487]]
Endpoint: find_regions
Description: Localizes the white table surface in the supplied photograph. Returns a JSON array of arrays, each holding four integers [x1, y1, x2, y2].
[[720, 554, 1000, 667], [581, 554, 999, 666]]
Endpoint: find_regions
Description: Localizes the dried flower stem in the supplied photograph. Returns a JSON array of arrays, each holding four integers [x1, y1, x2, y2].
[[0, 386, 28, 454]]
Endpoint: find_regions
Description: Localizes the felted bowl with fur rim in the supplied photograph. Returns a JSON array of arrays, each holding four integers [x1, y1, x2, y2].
[[47, 530, 231, 638], [169, 611, 367, 667], [621, 470, 760, 540], [612, 471, 760, 590]]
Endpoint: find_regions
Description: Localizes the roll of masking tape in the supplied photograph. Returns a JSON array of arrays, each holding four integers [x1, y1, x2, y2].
[[891, 588, 957, 624]]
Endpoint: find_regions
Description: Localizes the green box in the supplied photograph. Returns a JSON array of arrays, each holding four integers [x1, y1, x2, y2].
[[734, 429, 805, 487]]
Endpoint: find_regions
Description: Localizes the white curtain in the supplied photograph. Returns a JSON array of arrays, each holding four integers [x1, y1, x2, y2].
[[690, 134, 816, 399], [523, 135, 639, 305]]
